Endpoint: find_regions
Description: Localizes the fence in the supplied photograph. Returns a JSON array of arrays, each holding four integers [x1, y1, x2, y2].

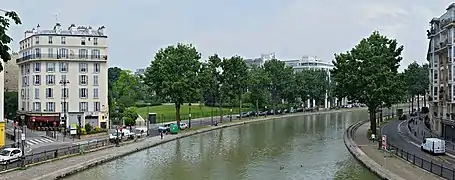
[[386, 143, 455, 179], [0, 137, 138, 172]]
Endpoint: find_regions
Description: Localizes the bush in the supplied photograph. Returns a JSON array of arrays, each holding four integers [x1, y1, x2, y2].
[[85, 123, 93, 133]]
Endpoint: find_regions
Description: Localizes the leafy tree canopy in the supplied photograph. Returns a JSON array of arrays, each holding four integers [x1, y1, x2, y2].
[[0, 11, 21, 72]]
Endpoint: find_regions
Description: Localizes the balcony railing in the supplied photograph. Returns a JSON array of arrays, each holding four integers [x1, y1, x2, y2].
[[16, 53, 108, 63]]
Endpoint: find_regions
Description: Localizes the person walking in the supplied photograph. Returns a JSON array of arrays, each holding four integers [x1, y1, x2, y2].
[[371, 133, 376, 143], [160, 132, 163, 139]]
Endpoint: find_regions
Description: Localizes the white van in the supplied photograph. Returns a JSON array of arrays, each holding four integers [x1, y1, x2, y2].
[[421, 138, 445, 155]]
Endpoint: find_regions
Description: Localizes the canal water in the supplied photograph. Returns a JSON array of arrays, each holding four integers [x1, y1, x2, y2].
[[64, 110, 380, 180]]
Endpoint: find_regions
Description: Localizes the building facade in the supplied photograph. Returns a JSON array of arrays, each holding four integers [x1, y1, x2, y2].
[[4, 53, 19, 92], [244, 53, 276, 67], [282, 55, 347, 109], [16, 23, 109, 130], [427, 3, 455, 139], [0, 61, 4, 121]]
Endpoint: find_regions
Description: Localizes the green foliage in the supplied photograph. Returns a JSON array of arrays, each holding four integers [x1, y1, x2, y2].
[[221, 56, 249, 103], [84, 123, 93, 133], [298, 69, 329, 105], [123, 107, 138, 126], [113, 70, 141, 110], [263, 59, 292, 107], [246, 65, 271, 109], [331, 31, 405, 135], [0, 11, 21, 72], [144, 43, 202, 123], [4, 91, 18, 119]]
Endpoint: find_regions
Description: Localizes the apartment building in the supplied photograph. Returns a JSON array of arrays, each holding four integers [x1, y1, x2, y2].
[[16, 23, 109, 130], [244, 53, 276, 67], [427, 3, 455, 139], [4, 53, 19, 92]]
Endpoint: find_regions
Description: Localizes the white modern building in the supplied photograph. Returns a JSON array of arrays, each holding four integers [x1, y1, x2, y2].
[[244, 53, 276, 67], [16, 23, 109, 130], [427, 3, 455, 139], [282, 55, 347, 109]]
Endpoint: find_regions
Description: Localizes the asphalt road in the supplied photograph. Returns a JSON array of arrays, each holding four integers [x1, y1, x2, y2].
[[382, 118, 455, 179]]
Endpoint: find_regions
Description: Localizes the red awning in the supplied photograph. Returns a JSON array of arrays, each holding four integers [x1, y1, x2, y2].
[[30, 116, 58, 122]]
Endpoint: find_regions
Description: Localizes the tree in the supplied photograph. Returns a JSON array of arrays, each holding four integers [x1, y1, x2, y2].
[[331, 31, 405, 135], [113, 70, 140, 110], [221, 56, 249, 117], [144, 43, 201, 127], [301, 69, 329, 106], [403, 62, 421, 111], [108, 67, 122, 114], [0, 10, 21, 72], [247, 65, 271, 112], [123, 107, 138, 127], [4, 92, 18, 120], [420, 64, 429, 106], [263, 59, 293, 113]]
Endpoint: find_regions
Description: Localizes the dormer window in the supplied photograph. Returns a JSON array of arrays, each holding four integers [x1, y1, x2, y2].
[[81, 37, 86, 45]]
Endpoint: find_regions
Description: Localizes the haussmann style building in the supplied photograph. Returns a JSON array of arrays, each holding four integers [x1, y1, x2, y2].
[[16, 22, 109, 131]]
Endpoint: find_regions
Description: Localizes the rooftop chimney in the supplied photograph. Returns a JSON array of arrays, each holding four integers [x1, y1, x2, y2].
[[98, 26, 105, 35], [54, 23, 62, 34]]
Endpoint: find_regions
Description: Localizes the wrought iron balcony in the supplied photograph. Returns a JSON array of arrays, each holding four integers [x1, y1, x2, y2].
[[16, 53, 108, 64]]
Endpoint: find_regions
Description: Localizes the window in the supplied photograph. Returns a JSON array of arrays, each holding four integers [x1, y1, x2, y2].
[[26, 64, 30, 74], [93, 88, 99, 98], [26, 89, 29, 99], [93, 75, 99, 86], [21, 89, 25, 99], [61, 102, 68, 113], [46, 62, 55, 72], [79, 88, 88, 98], [46, 88, 53, 98], [91, 49, 100, 59], [58, 48, 68, 59], [35, 36, 39, 44], [34, 75, 41, 85], [62, 88, 69, 98], [21, 65, 24, 75], [94, 102, 101, 111], [79, 49, 88, 59], [79, 63, 88, 73], [48, 48, 54, 58], [79, 75, 88, 85], [59, 62, 68, 72], [61, 75, 67, 82], [35, 48, 41, 58], [34, 88, 40, 99], [79, 102, 88, 112], [94, 63, 101, 73], [93, 38, 98, 45], [34, 62, 41, 72], [46, 75, 55, 85], [61, 37, 66, 44], [48, 36, 53, 44], [81, 37, 86, 45], [33, 102, 41, 111], [46, 102, 55, 112]]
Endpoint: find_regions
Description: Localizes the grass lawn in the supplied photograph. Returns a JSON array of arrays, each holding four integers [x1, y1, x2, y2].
[[137, 103, 252, 123]]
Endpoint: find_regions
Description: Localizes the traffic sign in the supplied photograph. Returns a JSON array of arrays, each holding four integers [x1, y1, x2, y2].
[[382, 135, 387, 150], [21, 133, 25, 141]]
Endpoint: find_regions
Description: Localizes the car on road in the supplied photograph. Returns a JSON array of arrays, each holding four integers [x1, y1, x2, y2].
[[158, 123, 172, 133], [179, 123, 188, 130], [0, 148, 22, 164], [421, 138, 445, 155]]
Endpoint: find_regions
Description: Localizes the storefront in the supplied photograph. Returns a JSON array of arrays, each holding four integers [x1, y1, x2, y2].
[[19, 113, 60, 131]]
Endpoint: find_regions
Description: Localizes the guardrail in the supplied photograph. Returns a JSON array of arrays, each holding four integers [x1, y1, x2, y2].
[[386, 143, 454, 179], [0, 136, 140, 172]]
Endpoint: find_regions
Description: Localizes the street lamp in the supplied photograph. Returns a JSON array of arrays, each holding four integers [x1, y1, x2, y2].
[[265, 106, 267, 118], [188, 103, 192, 129], [59, 79, 70, 140], [19, 114, 25, 167], [230, 108, 232, 122], [115, 106, 120, 147]]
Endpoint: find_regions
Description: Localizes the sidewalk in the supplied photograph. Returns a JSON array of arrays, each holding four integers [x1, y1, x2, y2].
[[353, 122, 441, 180]]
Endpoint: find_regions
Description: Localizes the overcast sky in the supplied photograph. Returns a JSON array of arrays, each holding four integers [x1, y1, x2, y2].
[[2, 0, 453, 71]]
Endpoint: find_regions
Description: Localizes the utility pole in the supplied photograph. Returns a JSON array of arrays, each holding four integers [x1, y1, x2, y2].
[[59, 79, 70, 141], [20, 114, 25, 167]]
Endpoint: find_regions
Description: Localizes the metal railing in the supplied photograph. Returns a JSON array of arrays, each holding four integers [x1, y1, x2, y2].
[[0, 137, 139, 172], [16, 53, 108, 63], [387, 143, 455, 179]]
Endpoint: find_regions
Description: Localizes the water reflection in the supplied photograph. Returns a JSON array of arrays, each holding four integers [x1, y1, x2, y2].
[[64, 110, 377, 180]]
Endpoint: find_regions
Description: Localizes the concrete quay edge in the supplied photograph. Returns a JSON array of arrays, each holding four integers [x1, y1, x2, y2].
[[344, 120, 406, 180], [40, 108, 365, 179]]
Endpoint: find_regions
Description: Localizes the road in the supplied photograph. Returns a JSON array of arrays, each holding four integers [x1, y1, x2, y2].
[[381, 117, 455, 178]]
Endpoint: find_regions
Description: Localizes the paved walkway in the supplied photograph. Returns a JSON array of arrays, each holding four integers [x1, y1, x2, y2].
[[354, 122, 441, 180]]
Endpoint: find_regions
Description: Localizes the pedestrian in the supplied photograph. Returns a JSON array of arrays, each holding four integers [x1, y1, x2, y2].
[[160, 132, 163, 139], [371, 133, 376, 143]]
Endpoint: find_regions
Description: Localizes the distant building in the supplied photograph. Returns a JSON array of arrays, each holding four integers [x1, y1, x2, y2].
[[16, 22, 109, 130], [135, 68, 145, 76], [244, 53, 276, 67], [4, 53, 19, 92]]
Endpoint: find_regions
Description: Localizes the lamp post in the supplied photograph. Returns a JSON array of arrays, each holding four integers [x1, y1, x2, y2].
[[265, 106, 267, 118], [20, 114, 25, 167], [230, 108, 232, 122], [188, 103, 192, 129], [115, 106, 120, 147], [59, 79, 70, 140]]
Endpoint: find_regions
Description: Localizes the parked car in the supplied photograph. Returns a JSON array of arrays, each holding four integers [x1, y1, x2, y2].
[[258, 111, 267, 116], [158, 123, 172, 133], [179, 123, 188, 130], [236, 112, 250, 118], [0, 148, 22, 164]]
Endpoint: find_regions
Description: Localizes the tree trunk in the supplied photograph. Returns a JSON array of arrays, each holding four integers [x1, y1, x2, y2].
[[256, 99, 259, 118], [219, 97, 223, 123], [369, 107, 378, 135], [175, 103, 181, 127], [239, 95, 243, 120], [423, 94, 427, 107], [417, 95, 420, 112], [411, 95, 414, 112]]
